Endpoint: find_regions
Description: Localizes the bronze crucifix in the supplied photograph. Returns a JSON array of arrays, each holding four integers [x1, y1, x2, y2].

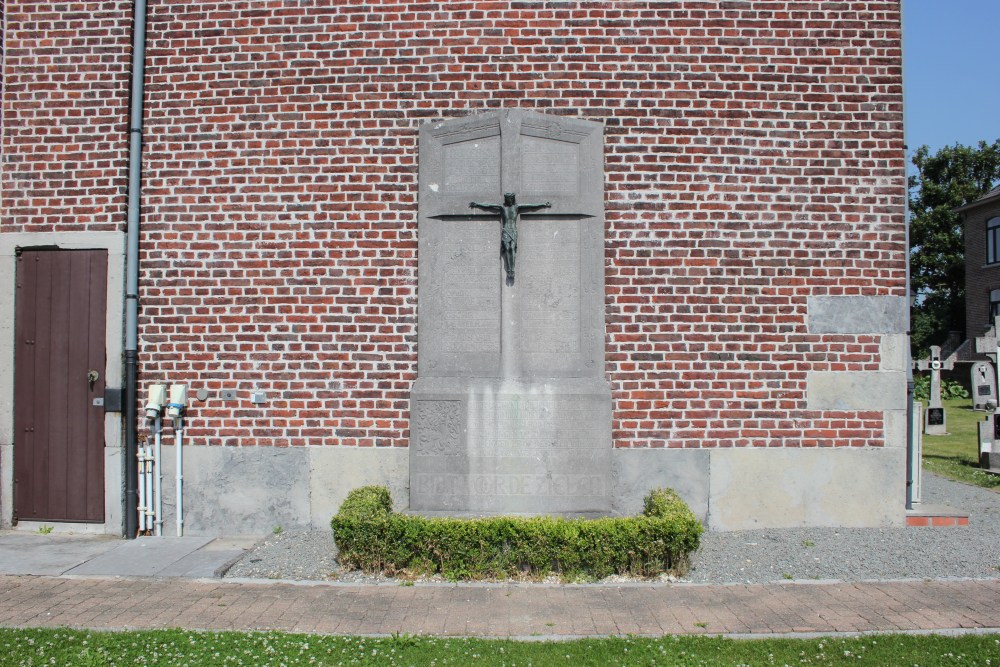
[[469, 193, 551, 286]]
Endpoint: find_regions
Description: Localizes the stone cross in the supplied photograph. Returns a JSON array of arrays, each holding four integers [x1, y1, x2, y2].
[[916, 345, 954, 435], [974, 316, 1000, 469], [973, 316, 1000, 364]]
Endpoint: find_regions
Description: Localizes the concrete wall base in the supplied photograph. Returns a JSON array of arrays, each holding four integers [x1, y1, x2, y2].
[[308, 446, 410, 528], [611, 446, 904, 530], [154, 443, 903, 536], [707, 446, 906, 530], [155, 445, 409, 537], [611, 448, 710, 521]]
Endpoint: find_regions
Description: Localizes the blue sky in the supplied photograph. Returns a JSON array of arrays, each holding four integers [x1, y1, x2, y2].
[[904, 0, 1000, 154]]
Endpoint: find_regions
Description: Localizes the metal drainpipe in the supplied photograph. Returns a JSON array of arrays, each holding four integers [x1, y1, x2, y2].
[[900, 0, 915, 511], [124, 0, 148, 538]]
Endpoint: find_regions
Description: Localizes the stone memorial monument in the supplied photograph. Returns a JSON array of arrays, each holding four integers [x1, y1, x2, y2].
[[970, 361, 997, 411], [410, 109, 612, 514], [916, 345, 953, 436]]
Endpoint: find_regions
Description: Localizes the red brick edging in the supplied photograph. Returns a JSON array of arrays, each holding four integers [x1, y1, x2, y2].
[[906, 516, 970, 527]]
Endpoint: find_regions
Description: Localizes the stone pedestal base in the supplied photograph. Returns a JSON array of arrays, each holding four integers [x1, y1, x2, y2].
[[977, 421, 1000, 471], [924, 405, 947, 435], [409, 377, 612, 514]]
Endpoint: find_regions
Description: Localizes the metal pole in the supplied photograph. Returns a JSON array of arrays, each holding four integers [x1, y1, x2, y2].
[[123, 0, 149, 539], [154, 415, 162, 536], [176, 418, 183, 537], [900, 0, 914, 510]]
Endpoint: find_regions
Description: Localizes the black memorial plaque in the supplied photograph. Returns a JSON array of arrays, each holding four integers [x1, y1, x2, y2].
[[979, 385, 992, 396], [927, 408, 944, 426]]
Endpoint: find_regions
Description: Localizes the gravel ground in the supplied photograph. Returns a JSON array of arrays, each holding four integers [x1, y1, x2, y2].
[[685, 473, 1000, 584], [224, 473, 1000, 584]]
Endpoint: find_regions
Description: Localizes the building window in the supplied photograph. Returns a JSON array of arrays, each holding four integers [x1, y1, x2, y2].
[[991, 289, 1000, 321], [988, 217, 1000, 264]]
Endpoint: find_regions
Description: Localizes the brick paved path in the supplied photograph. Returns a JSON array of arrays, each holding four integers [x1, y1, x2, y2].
[[0, 576, 997, 637]]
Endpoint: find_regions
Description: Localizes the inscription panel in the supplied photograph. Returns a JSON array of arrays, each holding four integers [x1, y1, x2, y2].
[[518, 220, 581, 355], [419, 220, 501, 375], [444, 136, 501, 194], [438, 251, 499, 354], [412, 473, 606, 499], [409, 383, 612, 514], [520, 136, 579, 198], [470, 397, 602, 455]]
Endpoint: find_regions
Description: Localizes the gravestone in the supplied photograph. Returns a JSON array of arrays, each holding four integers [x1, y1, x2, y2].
[[916, 345, 953, 435], [974, 318, 1000, 471], [410, 109, 611, 514], [970, 361, 997, 411]]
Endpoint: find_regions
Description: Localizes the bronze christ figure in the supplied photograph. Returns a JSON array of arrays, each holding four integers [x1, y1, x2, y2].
[[470, 193, 551, 285]]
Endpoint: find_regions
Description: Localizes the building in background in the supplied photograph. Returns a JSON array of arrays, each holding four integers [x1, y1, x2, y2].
[[960, 185, 1000, 342]]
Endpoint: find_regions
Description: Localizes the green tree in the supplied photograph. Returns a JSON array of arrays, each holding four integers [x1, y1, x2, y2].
[[909, 140, 1000, 354]]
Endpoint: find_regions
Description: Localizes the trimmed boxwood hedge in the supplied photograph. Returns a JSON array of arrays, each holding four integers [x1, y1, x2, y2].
[[331, 486, 703, 581]]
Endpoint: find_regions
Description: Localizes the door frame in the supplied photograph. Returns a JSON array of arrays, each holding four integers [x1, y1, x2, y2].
[[0, 232, 125, 534]]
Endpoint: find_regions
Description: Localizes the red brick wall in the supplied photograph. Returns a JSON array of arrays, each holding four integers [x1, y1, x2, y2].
[[4, 1, 906, 450], [1, 1, 132, 232]]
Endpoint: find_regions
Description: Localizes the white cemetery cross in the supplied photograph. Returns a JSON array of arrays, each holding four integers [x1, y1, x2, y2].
[[974, 316, 1000, 470], [916, 345, 953, 435]]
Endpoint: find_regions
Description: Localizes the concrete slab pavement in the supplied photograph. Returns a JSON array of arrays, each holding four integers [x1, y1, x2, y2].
[[0, 533, 120, 576], [0, 531, 254, 578]]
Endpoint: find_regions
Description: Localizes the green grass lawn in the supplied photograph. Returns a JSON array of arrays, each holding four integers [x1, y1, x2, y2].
[[1, 628, 998, 666], [921, 398, 1000, 490]]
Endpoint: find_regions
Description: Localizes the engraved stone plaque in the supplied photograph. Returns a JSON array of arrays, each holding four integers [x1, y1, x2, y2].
[[444, 136, 501, 194], [412, 109, 610, 515], [520, 136, 579, 198], [411, 400, 463, 456], [410, 379, 611, 513], [519, 219, 581, 354], [419, 220, 501, 374]]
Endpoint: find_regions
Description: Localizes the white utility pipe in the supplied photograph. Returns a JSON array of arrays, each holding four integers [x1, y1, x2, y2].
[[176, 418, 184, 537], [144, 446, 154, 532], [146, 448, 152, 532], [137, 448, 147, 532], [154, 416, 163, 536], [165, 385, 188, 538]]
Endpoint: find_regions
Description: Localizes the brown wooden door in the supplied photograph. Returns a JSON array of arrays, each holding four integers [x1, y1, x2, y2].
[[13, 249, 108, 523]]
